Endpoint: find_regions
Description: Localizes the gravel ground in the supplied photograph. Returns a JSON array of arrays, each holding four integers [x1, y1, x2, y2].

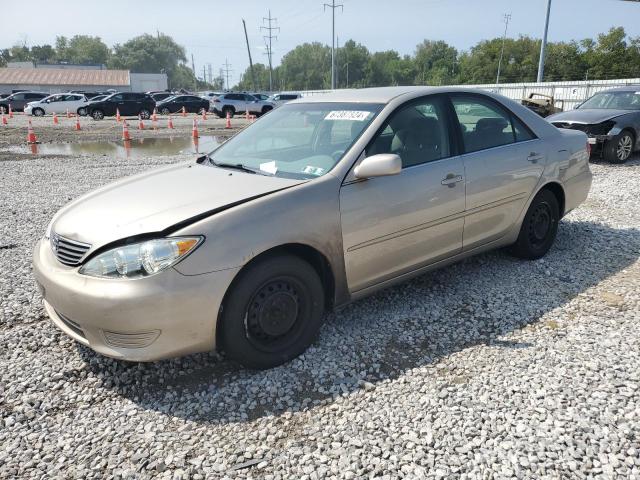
[[0, 135, 639, 479]]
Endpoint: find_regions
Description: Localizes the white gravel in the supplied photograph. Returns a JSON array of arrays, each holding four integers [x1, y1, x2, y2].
[[1, 150, 639, 479]]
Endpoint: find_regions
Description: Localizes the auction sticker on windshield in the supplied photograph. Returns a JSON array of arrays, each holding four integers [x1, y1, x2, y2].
[[325, 110, 372, 121]]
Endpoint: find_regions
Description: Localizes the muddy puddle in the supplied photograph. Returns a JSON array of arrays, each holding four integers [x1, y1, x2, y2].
[[17, 136, 225, 158]]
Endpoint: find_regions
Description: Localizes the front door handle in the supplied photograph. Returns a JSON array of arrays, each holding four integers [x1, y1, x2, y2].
[[441, 173, 463, 187], [527, 152, 544, 163]]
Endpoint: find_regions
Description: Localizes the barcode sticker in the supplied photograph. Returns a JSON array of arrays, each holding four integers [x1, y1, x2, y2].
[[325, 110, 371, 121]]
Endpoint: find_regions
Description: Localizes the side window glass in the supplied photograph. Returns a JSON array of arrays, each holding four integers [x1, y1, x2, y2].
[[513, 116, 535, 142], [452, 96, 515, 153], [366, 96, 451, 168], [111, 94, 123, 102]]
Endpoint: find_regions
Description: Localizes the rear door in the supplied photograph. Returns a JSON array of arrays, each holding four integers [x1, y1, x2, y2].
[[340, 95, 466, 292], [107, 93, 126, 115], [449, 93, 546, 250], [9, 93, 26, 109]]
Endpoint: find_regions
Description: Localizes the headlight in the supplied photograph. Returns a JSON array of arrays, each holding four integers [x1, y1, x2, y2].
[[79, 237, 203, 279]]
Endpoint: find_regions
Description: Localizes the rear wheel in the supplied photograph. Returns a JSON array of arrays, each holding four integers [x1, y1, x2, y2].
[[139, 109, 151, 119], [604, 130, 634, 164], [510, 189, 560, 260], [32, 108, 45, 117], [77, 107, 87, 116], [261, 106, 273, 115], [160, 107, 171, 115], [219, 255, 325, 369], [222, 106, 234, 118], [91, 109, 104, 120]]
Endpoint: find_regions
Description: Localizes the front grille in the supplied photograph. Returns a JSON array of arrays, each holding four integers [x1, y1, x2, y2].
[[56, 310, 86, 338], [50, 232, 91, 266]]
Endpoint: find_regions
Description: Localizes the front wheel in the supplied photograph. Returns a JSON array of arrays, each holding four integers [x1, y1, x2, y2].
[[91, 109, 104, 120], [160, 107, 171, 115], [604, 131, 634, 164], [219, 255, 325, 369], [32, 108, 45, 117], [510, 189, 560, 260], [139, 109, 151, 119]]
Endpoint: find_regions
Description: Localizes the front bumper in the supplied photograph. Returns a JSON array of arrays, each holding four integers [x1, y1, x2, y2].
[[32, 238, 240, 361], [23, 105, 34, 115]]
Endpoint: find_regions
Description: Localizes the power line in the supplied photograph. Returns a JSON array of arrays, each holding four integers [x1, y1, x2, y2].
[[222, 59, 233, 91], [261, 10, 279, 91], [324, 0, 343, 90], [496, 13, 511, 85]]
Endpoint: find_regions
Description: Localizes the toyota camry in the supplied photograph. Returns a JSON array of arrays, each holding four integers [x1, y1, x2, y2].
[[33, 87, 592, 369]]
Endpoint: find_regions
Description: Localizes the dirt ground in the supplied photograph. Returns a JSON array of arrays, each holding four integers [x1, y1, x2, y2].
[[0, 112, 249, 160]]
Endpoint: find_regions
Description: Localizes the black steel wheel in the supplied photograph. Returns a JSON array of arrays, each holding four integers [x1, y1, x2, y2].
[[219, 255, 324, 369], [510, 189, 560, 260]]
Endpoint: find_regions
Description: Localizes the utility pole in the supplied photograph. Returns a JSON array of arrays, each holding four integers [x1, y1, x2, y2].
[[222, 59, 233, 91], [191, 54, 197, 92], [324, 0, 343, 90], [243, 19, 257, 91], [261, 10, 279, 92], [537, 0, 552, 82], [496, 13, 511, 85], [207, 63, 213, 85]]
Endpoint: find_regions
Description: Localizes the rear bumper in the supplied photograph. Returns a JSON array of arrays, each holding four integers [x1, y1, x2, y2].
[[33, 238, 240, 362], [563, 169, 593, 215]]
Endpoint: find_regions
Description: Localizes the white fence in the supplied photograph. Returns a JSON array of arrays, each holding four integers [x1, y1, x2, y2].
[[294, 78, 640, 111]]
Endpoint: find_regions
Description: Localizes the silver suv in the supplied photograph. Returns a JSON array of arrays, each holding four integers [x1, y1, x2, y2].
[[212, 93, 274, 118]]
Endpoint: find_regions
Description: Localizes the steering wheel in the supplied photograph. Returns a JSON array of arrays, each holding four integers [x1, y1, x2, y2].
[[331, 150, 345, 161]]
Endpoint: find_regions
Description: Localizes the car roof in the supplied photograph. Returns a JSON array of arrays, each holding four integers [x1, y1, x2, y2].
[[596, 86, 640, 94], [291, 86, 500, 104]]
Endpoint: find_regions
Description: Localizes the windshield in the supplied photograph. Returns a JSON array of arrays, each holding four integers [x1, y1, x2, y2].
[[579, 91, 640, 110], [208, 102, 383, 179]]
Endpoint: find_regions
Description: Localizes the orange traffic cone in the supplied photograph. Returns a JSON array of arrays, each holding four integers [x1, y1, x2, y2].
[[53, 113, 59, 125], [1, 113, 7, 125], [201, 109, 207, 121], [116, 108, 121, 123], [225, 110, 232, 129], [152, 108, 158, 122], [27, 120, 38, 144], [181, 106, 186, 117], [66, 108, 70, 119], [138, 114, 145, 130], [168, 115, 174, 129], [75, 117, 81, 131], [192, 118, 199, 138], [9, 104, 13, 119], [122, 120, 131, 141]]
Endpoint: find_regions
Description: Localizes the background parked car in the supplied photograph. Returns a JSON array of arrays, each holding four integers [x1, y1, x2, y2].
[[0, 91, 48, 113], [268, 92, 302, 107], [86, 92, 156, 120], [251, 93, 270, 101], [548, 86, 640, 163], [212, 92, 274, 118], [156, 95, 210, 115], [24, 93, 90, 117]]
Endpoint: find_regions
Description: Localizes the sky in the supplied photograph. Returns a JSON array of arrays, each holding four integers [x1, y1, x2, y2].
[[3, 0, 640, 84]]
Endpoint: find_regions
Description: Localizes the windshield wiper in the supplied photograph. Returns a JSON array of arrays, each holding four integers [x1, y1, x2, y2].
[[201, 154, 273, 176]]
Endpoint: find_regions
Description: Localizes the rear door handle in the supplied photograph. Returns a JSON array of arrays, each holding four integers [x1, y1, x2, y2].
[[527, 152, 544, 163], [441, 174, 463, 187]]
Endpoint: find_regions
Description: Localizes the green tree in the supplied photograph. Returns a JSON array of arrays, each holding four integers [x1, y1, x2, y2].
[[544, 41, 586, 81], [366, 50, 400, 86], [414, 40, 458, 85], [109, 33, 195, 89], [277, 42, 331, 90], [55, 35, 110, 64], [336, 40, 370, 88], [30, 44, 56, 63], [582, 27, 640, 79]]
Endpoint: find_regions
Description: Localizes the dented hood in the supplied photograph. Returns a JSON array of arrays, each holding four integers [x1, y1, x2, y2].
[[52, 162, 304, 250]]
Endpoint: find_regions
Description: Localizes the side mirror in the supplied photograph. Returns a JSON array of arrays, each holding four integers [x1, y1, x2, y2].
[[354, 154, 402, 179]]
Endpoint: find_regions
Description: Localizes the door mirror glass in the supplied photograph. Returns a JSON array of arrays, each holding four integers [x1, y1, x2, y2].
[[354, 154, 402, 179]]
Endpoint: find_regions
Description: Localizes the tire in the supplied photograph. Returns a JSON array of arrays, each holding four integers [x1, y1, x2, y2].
[[77, 107, 87, 116], [32, 108, 45, 117], [510, 189, 560, 260], [222, 106, 234, 118], [139, 109, 151, 120], [219, 255, 325, 369], [91, 109, 104, 120], [160, 107, 171, 115], [603, 130, 634, 164]]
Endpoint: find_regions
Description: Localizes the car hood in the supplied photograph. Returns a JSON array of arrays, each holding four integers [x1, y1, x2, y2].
[[52, 162, 305, 250], [547, 108, 631, 124]]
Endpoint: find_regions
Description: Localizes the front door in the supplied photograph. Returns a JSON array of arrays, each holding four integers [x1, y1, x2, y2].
[[340, 95, 466, 292], [449, 94, 546, 250]]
